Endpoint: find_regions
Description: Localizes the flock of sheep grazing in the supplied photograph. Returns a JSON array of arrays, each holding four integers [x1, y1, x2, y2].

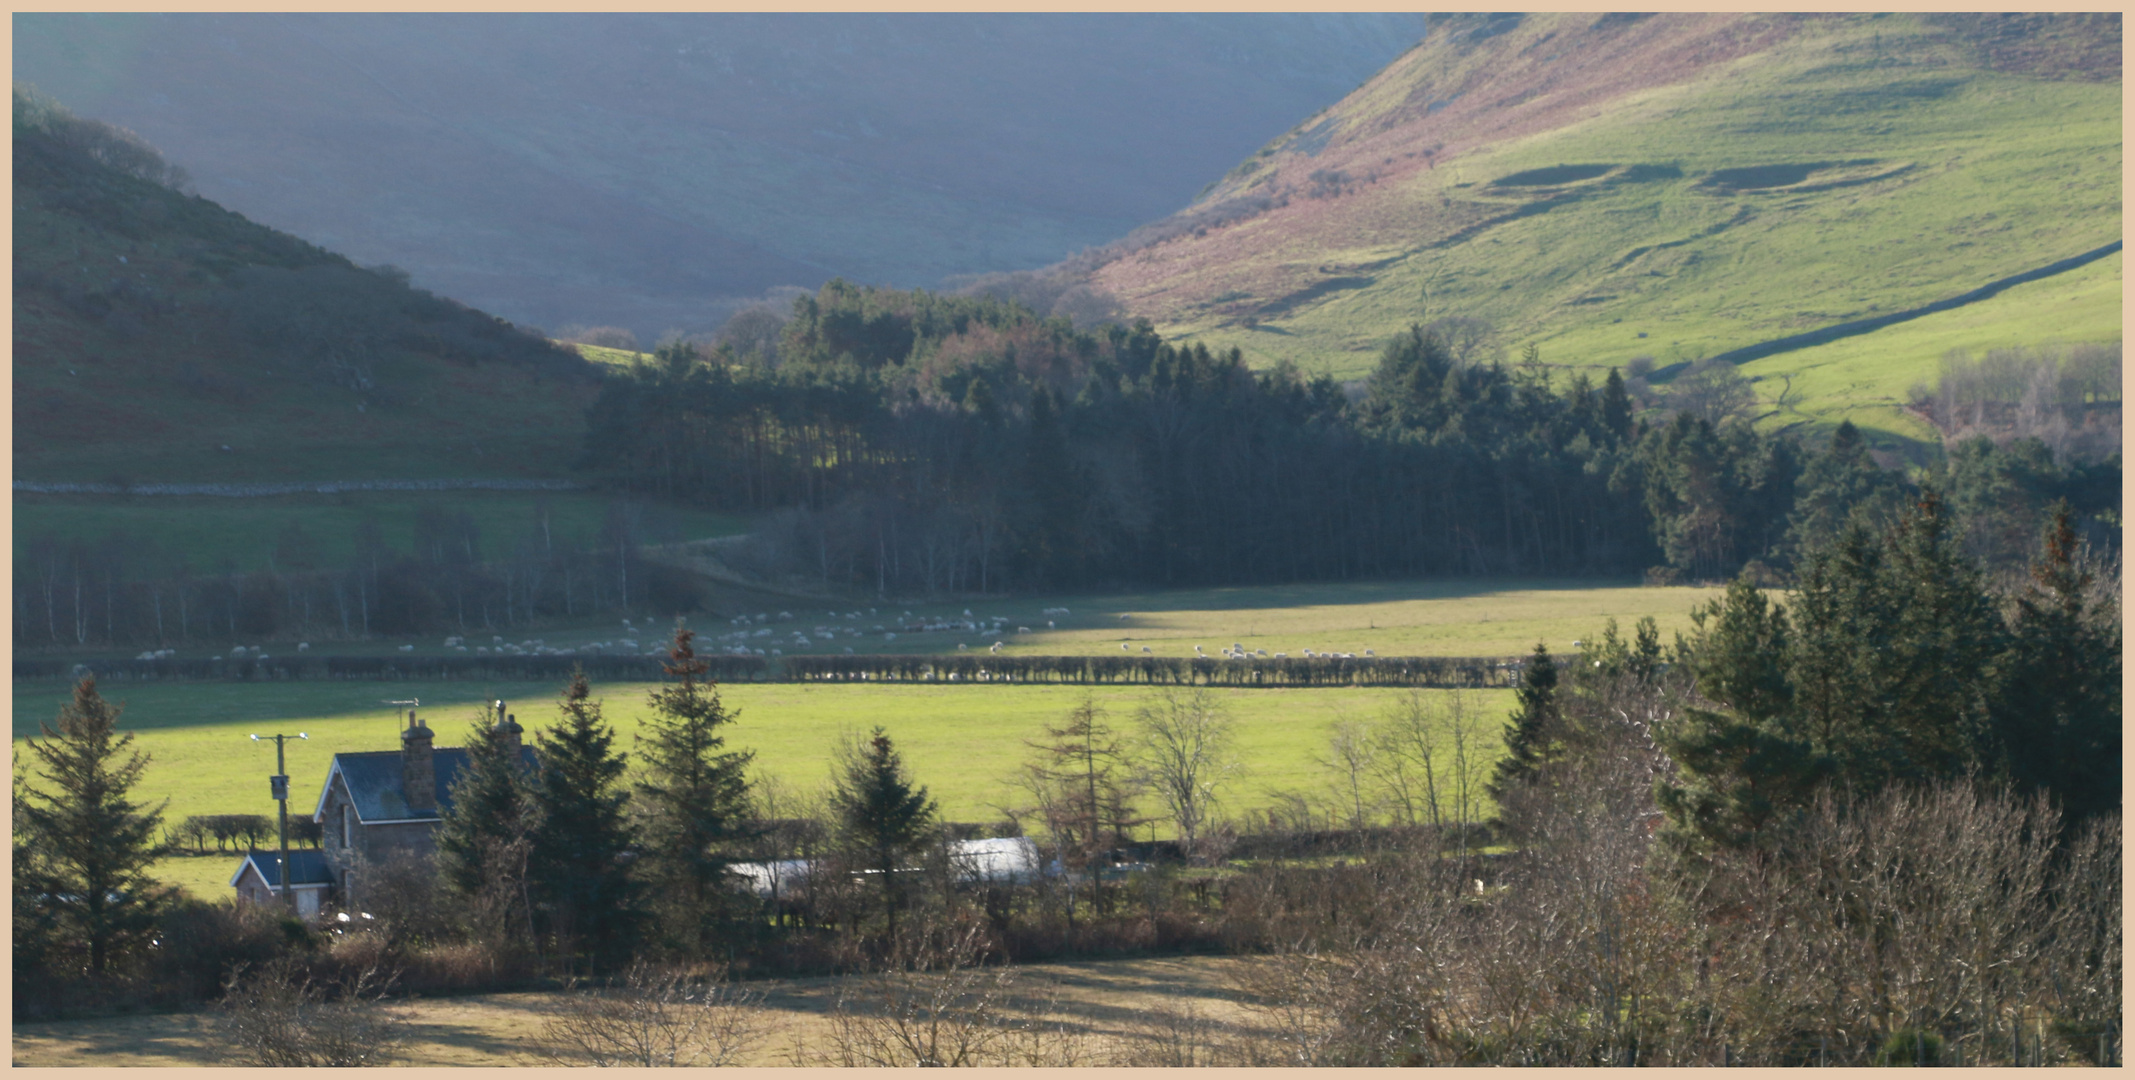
[[144, 607, 1387, 663]]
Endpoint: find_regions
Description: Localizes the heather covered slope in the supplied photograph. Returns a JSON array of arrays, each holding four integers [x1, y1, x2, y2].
[[12, 89, 598, 484], [1085, 13, 2122, 448]]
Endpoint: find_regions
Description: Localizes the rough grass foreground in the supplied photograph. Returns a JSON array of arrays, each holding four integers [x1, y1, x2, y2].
[[10, 954, 1267, 1067]]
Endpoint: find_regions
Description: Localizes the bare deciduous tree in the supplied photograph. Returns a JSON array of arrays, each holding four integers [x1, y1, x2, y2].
[[218, 957, 405, 1067], [1133, 687, 1238, 861], [796, 920, 1051, 1067], [1320, 717, 1379, 831], [535, 962, 763, 1066]]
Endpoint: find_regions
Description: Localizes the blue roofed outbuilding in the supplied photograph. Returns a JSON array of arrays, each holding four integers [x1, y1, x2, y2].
[[231, 848, 336, 916]]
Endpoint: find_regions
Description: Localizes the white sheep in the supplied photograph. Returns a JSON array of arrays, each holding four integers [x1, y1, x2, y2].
[[297, 642, 310, 652]]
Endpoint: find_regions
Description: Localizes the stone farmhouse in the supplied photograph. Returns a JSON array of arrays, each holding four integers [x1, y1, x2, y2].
[[303, 703, 536, 911]]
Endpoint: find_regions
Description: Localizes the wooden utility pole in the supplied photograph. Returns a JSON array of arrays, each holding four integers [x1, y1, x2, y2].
[[252, 730, 308, 909]]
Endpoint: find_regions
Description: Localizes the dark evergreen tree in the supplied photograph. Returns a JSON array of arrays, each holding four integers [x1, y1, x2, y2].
[[1782, 419, 1905, 563], [1655, 577, 1828, 855], [528, 671, 645, 973], [1659, 491, 2021, 856], [14, 675, 175, 979], [1019, 386, 1084, 583], [828, 727, 939, 938], [1487, 642, 1562, 802], [1600, 366, 1634, 440], [1940, 435, 2066, 567], [435, 712, 539, 948], [634, 624, 755, 956], [1992, 503, 2121, 827]]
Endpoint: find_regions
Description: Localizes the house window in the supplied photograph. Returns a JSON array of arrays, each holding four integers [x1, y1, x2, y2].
[[341, 804, 352, 849]]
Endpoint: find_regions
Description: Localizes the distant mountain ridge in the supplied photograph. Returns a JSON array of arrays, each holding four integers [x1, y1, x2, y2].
[[14, 13, 1427, 341]]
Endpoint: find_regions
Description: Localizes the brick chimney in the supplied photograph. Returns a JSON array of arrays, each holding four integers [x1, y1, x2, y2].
[[401, 709, 437, 814], [494, 699, 522, 756]]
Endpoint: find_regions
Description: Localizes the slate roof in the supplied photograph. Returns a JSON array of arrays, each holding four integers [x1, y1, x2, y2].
[[313, 747, 539, 823], [230, 848, 337, 889]]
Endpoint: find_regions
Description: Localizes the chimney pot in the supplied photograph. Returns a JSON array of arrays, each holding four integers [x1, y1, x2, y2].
[[401, 711, 437, 814], [496, 709, 523, 756]]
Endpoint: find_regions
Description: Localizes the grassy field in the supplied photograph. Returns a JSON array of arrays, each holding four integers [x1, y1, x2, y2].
[[1108, 15, 2121, 450], [1736, 250, 2121, 450], [34, 577, 1725, 666], [13, 488, 750, 575], [16, 676, 1515, 900], [18, 579, 1713, 899], [10, 953, 1264, 1066]]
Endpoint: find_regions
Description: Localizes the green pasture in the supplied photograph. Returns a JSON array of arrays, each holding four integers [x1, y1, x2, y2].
[[14, 677, 1513, 900], [12, 489, 749, 575], [1737, 250, 2121, 451], [569, 343, 652, 368], [1166, 16, 2121, 434], [861, 577, 1723, 660], [28, 577, 1725, 668]]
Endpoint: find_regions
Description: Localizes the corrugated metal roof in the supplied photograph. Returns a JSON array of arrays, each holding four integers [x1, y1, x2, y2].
[[229, 848, 336, 888], [314, 747, 538, 823]]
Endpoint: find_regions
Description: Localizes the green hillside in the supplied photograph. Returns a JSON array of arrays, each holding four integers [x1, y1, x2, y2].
[[1087, 13, 2121, 450], [12, 86, 600, 484]]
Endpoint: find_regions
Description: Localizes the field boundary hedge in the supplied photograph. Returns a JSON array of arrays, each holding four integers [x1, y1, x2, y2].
[[17, 652, 1528, 689]]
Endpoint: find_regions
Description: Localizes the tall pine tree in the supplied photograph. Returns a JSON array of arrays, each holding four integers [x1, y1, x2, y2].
[[1992, 502, 2121, 827], [1487, 642, 1561, 802], [528, 671, 645, 973], [1656, 577, 1828, 856], [435, 711, 540, 949], [14, 675, 175, 979], [829, 727, 938, 938], [1781, 419, 1904, 562], [634, 624, 755, 957]]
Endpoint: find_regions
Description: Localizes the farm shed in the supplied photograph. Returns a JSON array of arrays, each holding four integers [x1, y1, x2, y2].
[[729, 836, 1044, 899], [230, 849, 335, 917]]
